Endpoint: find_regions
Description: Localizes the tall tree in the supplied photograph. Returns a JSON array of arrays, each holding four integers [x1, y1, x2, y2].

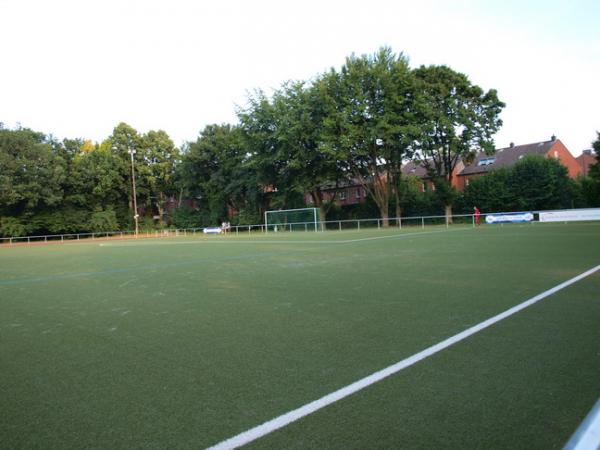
[[320, 47, 416, 225], [108, 123, 143, 228], [579, 132, 600, 206], [589, 132, 600, 183], [140, 130, 179, 225], [0, 127, 66, 235], [179, 124, 261, 223], [412, 65, 504, 220], [240, 81, 346, 222]]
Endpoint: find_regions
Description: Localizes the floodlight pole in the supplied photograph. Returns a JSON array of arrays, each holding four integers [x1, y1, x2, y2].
[[129, 148, 139, 237]]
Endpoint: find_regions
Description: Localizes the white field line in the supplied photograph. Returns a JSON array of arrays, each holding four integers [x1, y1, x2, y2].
[[563, 398, 600, 450], [99, 227, 470, 247], [206, 264, 600, 450]]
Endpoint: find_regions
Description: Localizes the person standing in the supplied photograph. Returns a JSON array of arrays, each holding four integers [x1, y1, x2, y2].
[[474, 206, 481, 226]]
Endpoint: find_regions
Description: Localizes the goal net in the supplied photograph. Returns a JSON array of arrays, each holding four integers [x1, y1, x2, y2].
[[264, 207, 319, 232]]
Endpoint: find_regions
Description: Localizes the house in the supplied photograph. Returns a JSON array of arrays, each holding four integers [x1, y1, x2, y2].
[[456, 136, 581, 190], [307, 136, 582, 207], [576, 149, 597, 176], [304, 179, 368, 207], [402, 160, 465, 192]]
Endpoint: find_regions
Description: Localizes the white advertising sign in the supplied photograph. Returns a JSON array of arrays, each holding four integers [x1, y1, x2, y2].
[[485, 213, 534, 224], [539, 208, 600, 222]]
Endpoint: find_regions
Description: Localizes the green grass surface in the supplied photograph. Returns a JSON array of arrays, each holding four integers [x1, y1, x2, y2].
[[1, 223, 599, 449]]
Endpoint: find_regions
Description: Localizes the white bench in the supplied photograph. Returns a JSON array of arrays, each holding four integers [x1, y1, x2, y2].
[[203, 227, 223, 234]]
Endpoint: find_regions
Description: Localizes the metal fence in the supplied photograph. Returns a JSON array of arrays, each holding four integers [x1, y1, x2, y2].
[[2, 208, 599, 246]]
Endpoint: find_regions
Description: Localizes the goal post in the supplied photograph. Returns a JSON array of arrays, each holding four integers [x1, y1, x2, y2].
[[264, 207, 319, 232]]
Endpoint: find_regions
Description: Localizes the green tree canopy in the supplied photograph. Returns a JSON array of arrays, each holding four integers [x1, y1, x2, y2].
[[320, 47, 417, 224], [0, 127, 66, 218], [179, 124, 261, 224], [464, 155, 573, 212], [412, 65, 504, 219]]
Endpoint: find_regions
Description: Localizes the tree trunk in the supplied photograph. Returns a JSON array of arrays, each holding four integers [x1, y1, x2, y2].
[[157, 192, 165, 226], [310, 189, 330, 225], [445, 204, 453, 224], [381, 210, 389, 228], [393, 183, 402, 225]]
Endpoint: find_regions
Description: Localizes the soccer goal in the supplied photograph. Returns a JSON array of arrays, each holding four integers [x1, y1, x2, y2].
[[264, 207, 319, 232]]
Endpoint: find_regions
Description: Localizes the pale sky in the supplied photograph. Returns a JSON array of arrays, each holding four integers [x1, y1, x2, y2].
[[1, 0, 599, 154]]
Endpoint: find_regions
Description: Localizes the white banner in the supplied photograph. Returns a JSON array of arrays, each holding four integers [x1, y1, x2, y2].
[[539, 208, 600, 222], [485, 213, 534, 224]]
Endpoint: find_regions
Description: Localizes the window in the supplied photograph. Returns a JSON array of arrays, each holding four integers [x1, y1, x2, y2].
[[465, 178, 470, 186], [477, 157, 496, 166], [339, 190, 346, 200], [355, 188, 361, 199]]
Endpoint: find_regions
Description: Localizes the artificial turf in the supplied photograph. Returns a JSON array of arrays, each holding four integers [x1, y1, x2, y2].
[[0, 222, 599, 449]]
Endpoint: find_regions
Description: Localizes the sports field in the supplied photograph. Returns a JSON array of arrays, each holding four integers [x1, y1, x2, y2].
[[1, 223, 599, 449]]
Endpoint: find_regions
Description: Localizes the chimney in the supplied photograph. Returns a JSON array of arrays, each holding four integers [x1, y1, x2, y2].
[[509, 142, 515, 148], [551, 134, 556, 142], [582, 149, 592, 155]]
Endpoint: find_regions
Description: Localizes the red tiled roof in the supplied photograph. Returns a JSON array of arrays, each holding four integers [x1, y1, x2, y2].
[[459, 140, 556, 176]]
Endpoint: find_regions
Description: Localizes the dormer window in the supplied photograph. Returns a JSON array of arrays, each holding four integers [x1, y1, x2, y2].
[[477, 157, 496, 166]]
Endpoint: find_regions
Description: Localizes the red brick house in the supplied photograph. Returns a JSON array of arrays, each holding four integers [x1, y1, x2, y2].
[[576, 149, 597, 176], [401, 160, 465, 192], [307, 136, 583, 206], [304, 180, 368, 207]]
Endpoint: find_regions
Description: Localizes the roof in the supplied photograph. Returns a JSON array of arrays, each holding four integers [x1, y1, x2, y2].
[[402, 160, 429, 178], [459, 140, 557, 176]]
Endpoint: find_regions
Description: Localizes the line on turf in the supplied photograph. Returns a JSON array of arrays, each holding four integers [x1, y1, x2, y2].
[[563, 398, 600, 450], [206, 264, 600, 450], [0, 230, 465, 286], [99, 227, 470, 247]]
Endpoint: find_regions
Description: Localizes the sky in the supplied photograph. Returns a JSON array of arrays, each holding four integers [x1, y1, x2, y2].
[[1, 0, 599, 154]]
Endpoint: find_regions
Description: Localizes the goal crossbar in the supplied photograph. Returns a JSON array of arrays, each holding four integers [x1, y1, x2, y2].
[[264, 207, 319, 233]]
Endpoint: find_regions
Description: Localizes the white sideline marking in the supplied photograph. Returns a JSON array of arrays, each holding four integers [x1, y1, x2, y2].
[[99, 227, 470, 247], [564, 398, 600, 450], [207, 264, 600, 450]]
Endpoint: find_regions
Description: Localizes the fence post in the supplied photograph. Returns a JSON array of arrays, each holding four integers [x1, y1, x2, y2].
[[358, 220, 360, 231], [422, 217, 425, 229], [339, 221, 342, 231], [377, 219, 380, 230]]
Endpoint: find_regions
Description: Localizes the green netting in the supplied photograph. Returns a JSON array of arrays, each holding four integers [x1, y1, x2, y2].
[[265, 208, 318, 232]]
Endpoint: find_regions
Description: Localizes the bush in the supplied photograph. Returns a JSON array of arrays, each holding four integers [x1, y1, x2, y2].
[[88, 209, 119, 232], [0, 217, 27, 237], [170, 207, 212, 229]]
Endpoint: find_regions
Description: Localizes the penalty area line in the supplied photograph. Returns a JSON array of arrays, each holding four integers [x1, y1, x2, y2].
[[206, 263, 600, 450]]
